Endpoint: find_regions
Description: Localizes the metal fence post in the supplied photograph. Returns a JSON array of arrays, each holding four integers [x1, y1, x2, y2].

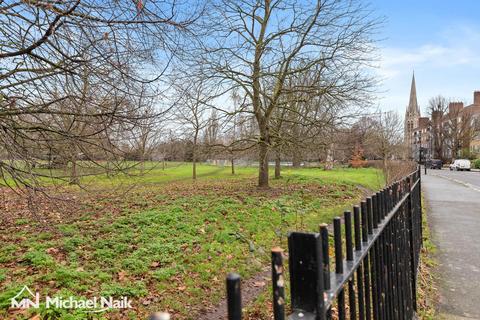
[[334, 217, 346, 320], [271, 247, 285, 320], [344, 211, 357, 320], [406, 176, 417, 313], [226, 273, 242, 320], [362, 199, 372, 320], [288, 232, 325, 320], [418, 166, 423, 245], [354, 206, 365, 320], [319, 224, 332, 319]]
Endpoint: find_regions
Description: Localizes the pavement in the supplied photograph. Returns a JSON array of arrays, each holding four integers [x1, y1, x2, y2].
[[422, 168, 480, 319]]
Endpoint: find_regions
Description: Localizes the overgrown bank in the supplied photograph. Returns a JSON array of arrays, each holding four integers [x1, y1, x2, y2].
[[0, 165, 383, 319]]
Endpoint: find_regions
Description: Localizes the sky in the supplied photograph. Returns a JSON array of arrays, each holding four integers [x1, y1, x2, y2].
[[370, 0, 480, 116]]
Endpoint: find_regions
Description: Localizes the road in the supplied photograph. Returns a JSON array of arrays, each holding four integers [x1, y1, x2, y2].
[[422, 168, 480, 319]]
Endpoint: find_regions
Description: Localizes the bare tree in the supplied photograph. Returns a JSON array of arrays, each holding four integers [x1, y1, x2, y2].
[[444, 105, 480, 159], [221, 92, 248, 175], [370, 112, 403, 183], [171, 75, 217, 180], [120, 89, 162, 173], [189, 0, 379, 188], [427, 96, 448, 161], [0, 0, 198, 189], [270, 71, 351, 175], [205, 90, 259, 175]]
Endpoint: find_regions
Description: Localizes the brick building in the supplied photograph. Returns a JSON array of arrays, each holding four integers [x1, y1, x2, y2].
[[463, 92, 480, 155], [404, 74, 480, 161], [412, 117, 431, 161]]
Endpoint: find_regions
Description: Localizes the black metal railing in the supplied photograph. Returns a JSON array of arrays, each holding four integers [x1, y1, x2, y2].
[[225, 167, 422, 320]]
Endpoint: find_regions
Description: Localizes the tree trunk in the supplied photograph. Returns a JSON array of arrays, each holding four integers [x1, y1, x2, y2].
[[193, 160, 197, 180], [324, 144, 334, 170], [140, 150, 145, 173], [192, 141, 197, 180], [451, 142, 458, 161], [106, 162, 111, 177], [292, 150, 301, 168], [255, 112, 271, 187], [274, 153, 281, 179], [258, 140, 269, 188], [69, 153, 79, 185], [192, 145, 197, 180], [192, 133, 198, 180], [231, 157, 235, 175], [382, 157, 389, 184]]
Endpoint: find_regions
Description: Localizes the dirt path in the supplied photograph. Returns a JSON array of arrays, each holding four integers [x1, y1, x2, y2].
[[196, 267, 271, 320]]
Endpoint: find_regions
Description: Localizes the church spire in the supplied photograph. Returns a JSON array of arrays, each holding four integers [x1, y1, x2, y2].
[[407, 72, 420, 116]]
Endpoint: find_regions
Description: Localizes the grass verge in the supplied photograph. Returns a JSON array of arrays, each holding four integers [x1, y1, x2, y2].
[[417, 194, 439, 319]]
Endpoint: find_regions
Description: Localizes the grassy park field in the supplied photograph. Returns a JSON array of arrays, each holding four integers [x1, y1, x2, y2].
[[0, 163, 384, 319]]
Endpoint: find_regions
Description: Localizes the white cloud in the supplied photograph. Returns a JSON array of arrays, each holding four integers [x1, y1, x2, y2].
[[379, 44, 478, 79], [377, 24, 480, 114], [378, 24, 480, 80]]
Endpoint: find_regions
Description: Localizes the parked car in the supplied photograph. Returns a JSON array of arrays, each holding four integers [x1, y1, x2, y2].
[[425, 159, 443, 169], [449, 159, 471, 171]]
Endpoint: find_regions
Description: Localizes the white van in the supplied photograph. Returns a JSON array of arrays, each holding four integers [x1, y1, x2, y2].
[[449, 159, 471, 171]]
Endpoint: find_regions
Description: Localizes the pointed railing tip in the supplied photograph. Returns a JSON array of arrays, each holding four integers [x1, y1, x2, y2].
[[226, 272, 241, 281], [149, 312, 171, 320]]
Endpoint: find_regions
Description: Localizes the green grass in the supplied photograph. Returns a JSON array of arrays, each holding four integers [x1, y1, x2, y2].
[[417, 194, 439, 320], [278, 166, 383, 190], [0, 163, 383, 319]]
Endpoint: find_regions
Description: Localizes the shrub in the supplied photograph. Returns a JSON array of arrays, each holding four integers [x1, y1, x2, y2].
[[474, 159, 480, 169], [349, 146, 367, 168]]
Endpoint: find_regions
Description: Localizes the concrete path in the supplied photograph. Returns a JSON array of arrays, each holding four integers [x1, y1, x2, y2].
[[422, 169, 480, 319]]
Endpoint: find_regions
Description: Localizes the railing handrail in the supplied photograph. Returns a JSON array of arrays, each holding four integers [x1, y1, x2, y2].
[[324, 182, 416, 308]]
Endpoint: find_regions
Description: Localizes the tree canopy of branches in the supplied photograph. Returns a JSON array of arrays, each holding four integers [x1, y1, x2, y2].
[[189, 0, 379, 188], [427, 95, 448, 160], [444, 104, 480, 159], [171, 74, 219, 180], [344, 112, 403, 182], [0, 0, 197, 188], [427, 96, 480, 160], [370, 112, 403, 183]]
